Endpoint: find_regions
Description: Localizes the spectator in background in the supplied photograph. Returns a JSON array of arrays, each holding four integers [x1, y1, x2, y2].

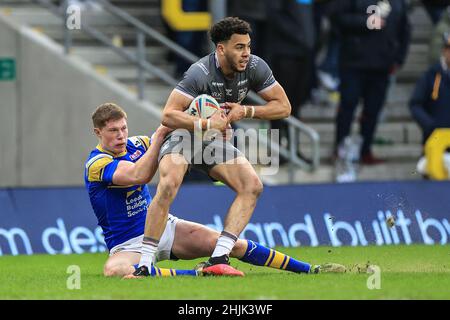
[[228, 0, 268, 59], [314, 0, 342, 93], [428, 6, 450, 64], [266, 0, 315, 160], [332, 0, 411, 165], [409, 32, 450, 177]]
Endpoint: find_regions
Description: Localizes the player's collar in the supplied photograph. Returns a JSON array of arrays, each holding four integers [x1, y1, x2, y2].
[[214, 51, 221, 69], [96, 144, 127, 158]]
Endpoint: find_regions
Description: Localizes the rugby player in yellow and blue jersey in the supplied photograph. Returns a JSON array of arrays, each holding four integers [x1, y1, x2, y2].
[[86, 103, 345, 278]]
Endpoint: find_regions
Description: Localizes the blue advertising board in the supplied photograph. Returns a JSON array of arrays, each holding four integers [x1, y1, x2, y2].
[[0, 181, 449, 256]]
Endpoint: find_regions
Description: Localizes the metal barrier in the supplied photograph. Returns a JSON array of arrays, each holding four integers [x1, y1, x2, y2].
[[31, 0, 320, 172], [245, 91, 320, 172]]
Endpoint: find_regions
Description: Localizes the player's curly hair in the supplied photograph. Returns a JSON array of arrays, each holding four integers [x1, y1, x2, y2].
[[92, 102, 127, 129], [209, 17, 252, 45]]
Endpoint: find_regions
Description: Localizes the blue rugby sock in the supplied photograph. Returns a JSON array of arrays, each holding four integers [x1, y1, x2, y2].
[[239, 240, 311, 274], [133, 264, 199, 277]]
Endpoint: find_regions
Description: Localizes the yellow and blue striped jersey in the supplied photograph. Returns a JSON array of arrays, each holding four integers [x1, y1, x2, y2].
[[84, 135, 152, 251]]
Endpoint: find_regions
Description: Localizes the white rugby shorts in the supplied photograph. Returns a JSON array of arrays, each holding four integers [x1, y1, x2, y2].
[[109, 214, 181, 262]]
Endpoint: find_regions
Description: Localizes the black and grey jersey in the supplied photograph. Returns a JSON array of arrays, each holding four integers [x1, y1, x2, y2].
[[175, 52, 277, 112]]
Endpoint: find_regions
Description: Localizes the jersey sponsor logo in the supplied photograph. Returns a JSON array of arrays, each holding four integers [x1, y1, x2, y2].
[[212, 82, 224, 87], [238, 88, 248, 102], [211, 91, 223, 100], [126, 189, 148, 218], [130, 150, 142, 161], [238, 79, 248, 86], [129, 136, 142, 148], [126, 196, 148, 218]]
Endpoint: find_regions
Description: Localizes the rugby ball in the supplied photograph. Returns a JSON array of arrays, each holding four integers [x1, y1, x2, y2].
[[185, 94, 220, 119]]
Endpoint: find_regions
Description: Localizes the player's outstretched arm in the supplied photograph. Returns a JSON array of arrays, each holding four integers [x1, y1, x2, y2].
[[226, 83, 291, 123], [111, 126, 171, 186]]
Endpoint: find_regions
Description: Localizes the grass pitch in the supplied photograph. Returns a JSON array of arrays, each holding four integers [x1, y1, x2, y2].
[[0, 244, 449, 300]]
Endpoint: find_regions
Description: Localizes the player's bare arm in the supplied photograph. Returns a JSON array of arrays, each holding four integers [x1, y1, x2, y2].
[[226, 83, 291, 123], [112, 125, 171, 186], [162, 90, 228, 132]]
